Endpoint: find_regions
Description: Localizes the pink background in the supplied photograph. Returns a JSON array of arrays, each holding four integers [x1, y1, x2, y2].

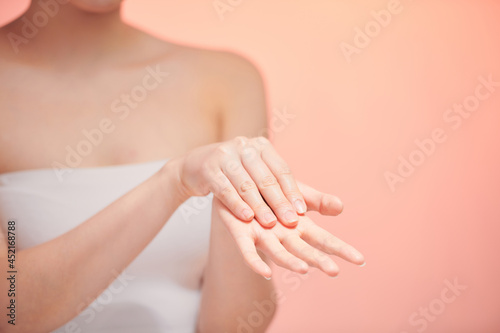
[[2, 1, 500, 332]]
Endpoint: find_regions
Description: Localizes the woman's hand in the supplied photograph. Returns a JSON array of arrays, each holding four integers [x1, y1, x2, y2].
[[177, 136, 307, 228], [212, 182, 365, 279]]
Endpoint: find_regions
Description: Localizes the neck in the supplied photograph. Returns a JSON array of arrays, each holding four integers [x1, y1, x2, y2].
[[0, 2, 133, 65]]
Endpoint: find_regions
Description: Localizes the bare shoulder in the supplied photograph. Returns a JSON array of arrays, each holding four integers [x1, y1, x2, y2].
[[127, 29, 268, 137], [165, 43, 265, 92], [189, 47, 263, 83], [133, 29, 263, 83], [172, 46, 268, 137]]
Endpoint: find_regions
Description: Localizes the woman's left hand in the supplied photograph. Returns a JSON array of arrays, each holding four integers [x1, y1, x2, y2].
[[213, 181, 365, 279]]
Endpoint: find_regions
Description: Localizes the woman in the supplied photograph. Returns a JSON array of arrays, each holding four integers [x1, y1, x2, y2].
[[0, 1, 365, 332]]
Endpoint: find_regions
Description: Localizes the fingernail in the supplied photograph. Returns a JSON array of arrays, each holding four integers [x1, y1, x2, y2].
[[359, 262, 366, 267], [264, 276, 272, 280], [351, 249, 365, 263], [294, 199, 307, 214], [335, 197, 344, 213], [242, 209, 253, 220], [264, 212, 276, 224], [297, 262, 309, 272], [284, 210, 298, 223]]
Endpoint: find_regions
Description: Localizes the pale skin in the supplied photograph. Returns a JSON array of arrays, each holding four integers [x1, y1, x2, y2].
[[0, 1, 365, 332]]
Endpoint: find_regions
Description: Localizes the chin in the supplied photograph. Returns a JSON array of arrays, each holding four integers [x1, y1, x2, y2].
[[70, 0, 123, 13]]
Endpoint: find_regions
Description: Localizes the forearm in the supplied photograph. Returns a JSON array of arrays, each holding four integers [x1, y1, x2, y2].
[[0, 158, 188, 333], [197, 198, 276, 333]]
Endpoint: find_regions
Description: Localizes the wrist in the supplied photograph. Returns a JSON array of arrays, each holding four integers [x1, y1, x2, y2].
[[158, 156, 191, 206]]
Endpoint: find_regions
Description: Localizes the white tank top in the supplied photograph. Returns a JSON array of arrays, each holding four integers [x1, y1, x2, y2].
[[0, 159, 213, 333]]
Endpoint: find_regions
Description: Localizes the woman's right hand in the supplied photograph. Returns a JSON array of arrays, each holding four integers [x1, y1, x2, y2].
[[176, 136, 308, 228]]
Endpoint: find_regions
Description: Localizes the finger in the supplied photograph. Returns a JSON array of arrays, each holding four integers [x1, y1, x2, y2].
[[281, 234, 339, 277], [256, 234, 309, 274], [233, 234, 273, 279], [260, 145, 307, 215], [301, 221, 365, 266], [296, 181, 343, 216], [205, 167, 254, 221], [240, 148, 299, 227], [220, 157, 278, 228]]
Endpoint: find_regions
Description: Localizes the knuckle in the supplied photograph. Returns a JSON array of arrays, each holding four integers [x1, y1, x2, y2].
[[314, 252, 330, 265], [215, 143, 233, 156], [274, 199, 293, 210], [218, 186, 234, 198], [285, 190, 302, 201], [318, 195, 329, 213], [286, 191, 304, 206], [240, 146, 259, 161], [261, 197, 291, 210], [255, 203, 272, 213], [275, 165, 292, 176], [222, 158, 242, 176], [255, 136, 270, 145], [239, 180, 257, 193], [247, 136, 268, 150], [322, 236, 338, 250], [234, 136, 249, 146], [259, 176, 278, 188]]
